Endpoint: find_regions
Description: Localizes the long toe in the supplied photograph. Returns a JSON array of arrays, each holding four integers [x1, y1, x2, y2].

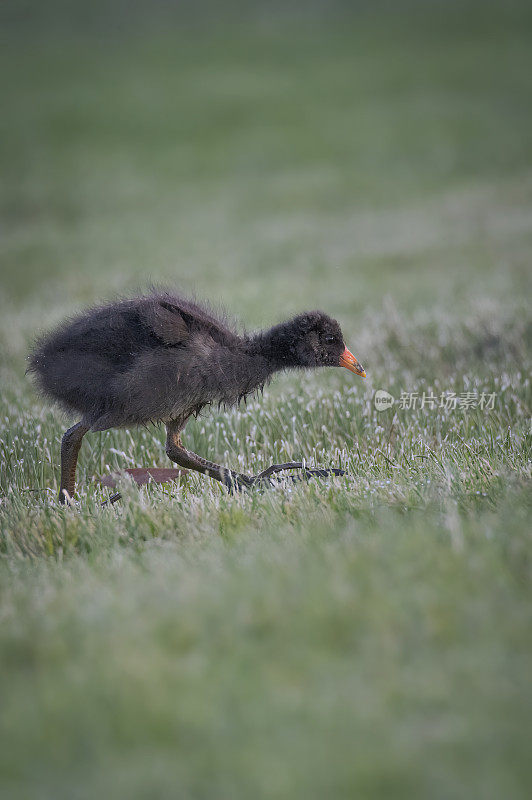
[[249, 464, 346, 489], [223, 471, 255, 493], [280, 467, 346, 485], [303, 467, 345, 479]]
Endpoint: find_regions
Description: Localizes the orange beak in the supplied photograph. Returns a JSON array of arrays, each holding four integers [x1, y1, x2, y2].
[[339, 346, 366, 377]]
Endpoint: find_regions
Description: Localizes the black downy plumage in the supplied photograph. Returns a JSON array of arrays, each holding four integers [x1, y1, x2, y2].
[[28, 291, 365, 502]]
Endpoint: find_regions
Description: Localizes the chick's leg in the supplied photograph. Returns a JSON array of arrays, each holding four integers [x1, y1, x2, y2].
[[167, 422, 344, 490], [58, 421, 89, 503], [165, 420, 253, 491]]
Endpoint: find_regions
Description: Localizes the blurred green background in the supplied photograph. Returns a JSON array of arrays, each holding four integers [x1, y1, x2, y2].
[[1, 2, 531, 798], [2, 0, 531, 324]]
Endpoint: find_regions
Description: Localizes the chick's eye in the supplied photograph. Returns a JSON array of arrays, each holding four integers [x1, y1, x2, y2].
[[323, 335, 335, 343]]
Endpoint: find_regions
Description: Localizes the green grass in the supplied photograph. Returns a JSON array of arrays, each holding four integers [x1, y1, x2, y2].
[[1, 2, 532, 797]]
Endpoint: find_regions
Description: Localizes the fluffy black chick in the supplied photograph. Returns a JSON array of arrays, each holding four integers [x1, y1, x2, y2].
[[28, 291, 365, 502]]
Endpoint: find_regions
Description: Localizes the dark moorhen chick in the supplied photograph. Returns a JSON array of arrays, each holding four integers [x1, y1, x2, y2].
[[28, 292, 365, 503]]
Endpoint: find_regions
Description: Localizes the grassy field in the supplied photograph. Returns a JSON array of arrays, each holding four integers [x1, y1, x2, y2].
[[1, 1, 531, 797]]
